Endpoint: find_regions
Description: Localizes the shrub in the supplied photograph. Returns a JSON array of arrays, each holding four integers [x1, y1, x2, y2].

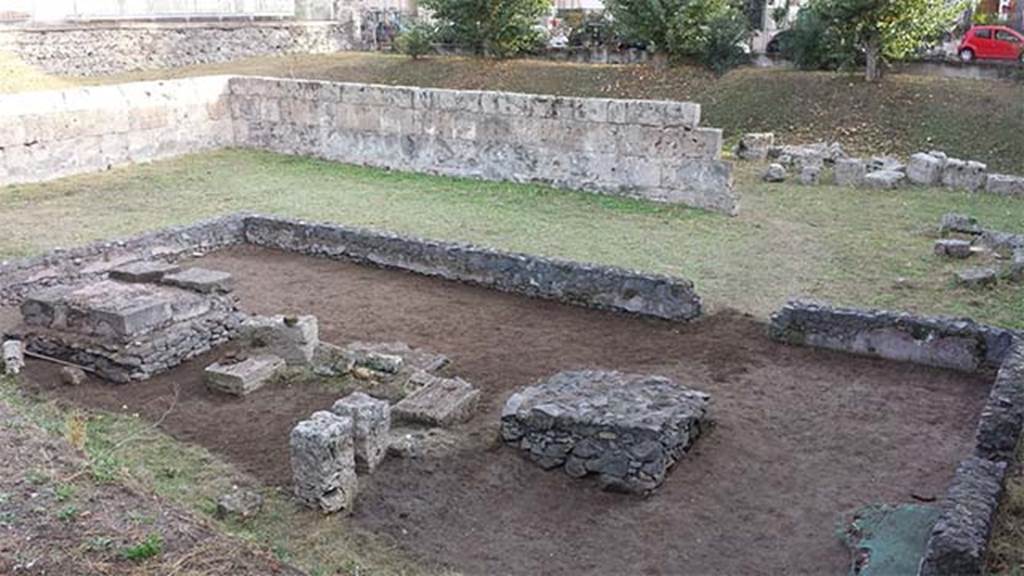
[[779, 2, 857, 70], [121, 533, 163, 562], [395, 20, 436, 59], [421, 0, 548, 57], [694, 9, 752, 74]]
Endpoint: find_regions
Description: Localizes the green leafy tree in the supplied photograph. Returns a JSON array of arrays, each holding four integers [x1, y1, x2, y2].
[[421, 0, 549, 58], [395, 20, 437, 59]]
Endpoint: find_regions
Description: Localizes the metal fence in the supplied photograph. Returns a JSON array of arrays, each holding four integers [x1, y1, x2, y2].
[[0, 0, 295, 21]]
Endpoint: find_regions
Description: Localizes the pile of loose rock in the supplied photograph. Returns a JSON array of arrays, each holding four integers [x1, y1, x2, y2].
[[738, 133, 1024, 196], [936, 213, 1024, 289], [501, 370, 710, 494]]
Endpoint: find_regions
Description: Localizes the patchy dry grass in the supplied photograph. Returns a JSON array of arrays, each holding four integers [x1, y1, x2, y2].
[[2, 149, 1022, 328], [0, 51, 72, 93]]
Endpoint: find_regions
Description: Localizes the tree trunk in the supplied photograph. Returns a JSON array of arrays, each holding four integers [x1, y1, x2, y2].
[[865, 37, 881, 82]]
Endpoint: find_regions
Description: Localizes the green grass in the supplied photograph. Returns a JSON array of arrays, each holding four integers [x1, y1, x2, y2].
[[2, 148, 1022, 328]]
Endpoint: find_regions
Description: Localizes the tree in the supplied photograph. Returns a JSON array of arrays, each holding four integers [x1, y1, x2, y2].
[[420, 0, 549, 58], [810, 0, 967, 82]]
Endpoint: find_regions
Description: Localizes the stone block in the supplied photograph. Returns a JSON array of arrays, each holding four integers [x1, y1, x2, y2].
[[955, 268, 998, 289], [834, 158, 867, 187], [204, 354, 285, 396], [60, 366, 86, 386], [934, 239, 973, 259], [907, 152, 943, 186], [735, 132, 774, 161], [341, 342, 445, 374], [290, 411, 358, 514], [939, 213, 982, 236], [239, 315, 319, 365], [864, 170, 905, 189], [393, 371, 480, 427], [108, 260, 181, 284], [311, 342, 353, 377], [942, 159, 987, 191], [22, 280, 178, 341], [161, 267, 233, 293], [985, 174, 1024, 197], [1011, 249, 1024, 283], [868, 156, 905, 173], [216, 488, 263, 520], [2, 340, 24, 376], [762, 163, 786, 183], [501, 370, 710, 494], [331, 391, 391, 473], [798, 165, 821, 186]]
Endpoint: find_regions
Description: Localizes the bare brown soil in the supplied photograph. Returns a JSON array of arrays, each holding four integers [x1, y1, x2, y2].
[[12, 245, 992, 575]]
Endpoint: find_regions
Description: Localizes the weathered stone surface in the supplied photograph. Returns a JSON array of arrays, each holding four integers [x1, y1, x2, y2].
[[868, 156, 905, 174], [2, 340, 24, 376], [59, 366, 86, 386], [393, 371, 480, 427], [108, 260, 181, 284], [939, 213, 983, 236], [864, 170, 905, 190], [769, 299, 1020, 373], [161, 267, 233, 294], [1010, 248, 1024, 283], [240, 315, 319, 366], [942, 159, 987, 191], [919, 457, 1006, 576], [799, 165, 821, 186], [501, 370, 709, 494], [976, 230, 1024, 256], [834, 158, 867, 187], [342, 341, 448, 375], [290, 411, 358, 514], [204, 354, 285, 396], [243, 215, 703, 322], [331, 391, 391, 474], [763, 163, 787, 183], [907, 153, 944, 186], [985, 174, 1024, 197], [735, 132, 774, 160], [975, 345, 1024, 463], [934, 239, 973, 259], [769, 142, 843, 166], [956, 268, 998, 289], [216, 487, 263, 520], [311, 342, 354, 377]]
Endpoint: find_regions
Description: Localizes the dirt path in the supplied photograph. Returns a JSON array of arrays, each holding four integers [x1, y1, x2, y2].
[[15, 245, 991, 575]]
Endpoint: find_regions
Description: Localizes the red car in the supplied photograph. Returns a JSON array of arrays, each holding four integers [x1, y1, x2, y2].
[[958, 25, 1024, 63]]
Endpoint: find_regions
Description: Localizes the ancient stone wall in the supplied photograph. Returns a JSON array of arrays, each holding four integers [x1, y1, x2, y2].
[[242, 215, 704, 321], [0, 76, 235, 186], [228, 77, 738, 214], [0, 21, 355, 76]]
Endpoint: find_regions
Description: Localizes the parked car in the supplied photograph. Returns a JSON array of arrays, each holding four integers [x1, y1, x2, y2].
[[958, 25, 1024, 63]]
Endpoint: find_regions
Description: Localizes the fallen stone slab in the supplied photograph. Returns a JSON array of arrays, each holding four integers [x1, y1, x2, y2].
[[798, 165, 821, 186], [762, 163, 786, 183], [290, 411, 358, 514], [735, 132, 774, 161], [161, 267, 233, 293], [919, 457, 1007, 576], [864, 170, 905, 190], [939, 213, 983, 236], [2, 339, 24, 376], [934, 239, 973, 259], [868, 156, 905, 174], [331, 391, 391, 474], [835, 158, 867, 187], [216, 488, 263, 520], [342, 341, 449, 375], [1010, 248, 1024, 283], [907, 152, 944, 186], [942, 159, 987, 192], [204, 354, 285, 396], [108, 260, 181, 284], [393, 371, 480, 427], [240, 315, 319, 366], [955, 268, 998, 289], [311, 342, 353, 377], [976, 230, 1024, 256], [501, 370, 710, 494], [985, 174, 1024, 197]]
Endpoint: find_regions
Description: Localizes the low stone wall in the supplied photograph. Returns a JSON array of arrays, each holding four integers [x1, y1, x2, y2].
[[243, 215, 703, 321], [768, 299, 1019, 373], [0, 21, 355, 76], [0, 76, 234, 186], [228, 76, 738, 214], [974, 344, 1024, 463]]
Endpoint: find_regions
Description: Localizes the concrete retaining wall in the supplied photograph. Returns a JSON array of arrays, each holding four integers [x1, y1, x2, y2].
[[0, 76, 234, 186], [0, 21, 355, 76], [243, 215, 703, 321], [768, 299, 1019, 373], [228, 77, 739, 214]]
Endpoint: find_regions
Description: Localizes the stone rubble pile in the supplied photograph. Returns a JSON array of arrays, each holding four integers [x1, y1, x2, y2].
[[501, 370, 710, 494], [936, 213, 1024, 290]]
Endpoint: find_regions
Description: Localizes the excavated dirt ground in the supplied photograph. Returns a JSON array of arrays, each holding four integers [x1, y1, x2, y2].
[[10, 245, 992, 575]]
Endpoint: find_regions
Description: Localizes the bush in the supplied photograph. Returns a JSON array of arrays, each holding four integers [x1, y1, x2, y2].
[[395, 20, 436, 59], [694, 9, 752, 74], [421, 0, 548, 58], [779, 2, 857, 70]]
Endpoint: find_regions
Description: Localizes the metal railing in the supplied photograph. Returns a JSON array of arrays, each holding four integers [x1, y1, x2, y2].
[[0, 0, 295, 22]]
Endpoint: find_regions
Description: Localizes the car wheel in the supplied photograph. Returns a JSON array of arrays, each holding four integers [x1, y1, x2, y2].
[[959, 48, 975, 63]]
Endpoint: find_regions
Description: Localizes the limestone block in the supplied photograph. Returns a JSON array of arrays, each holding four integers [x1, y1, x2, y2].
[[1011, 249, 1024, 283], [2, 340, 24, 376], [501, 370, 709, 493], [109, 260, 181, 284], [934, 239, 973, 259], [763, 163, 786, 183], [955, 268, 998, 289], [735, 132, 774, 161], [907, 153, 944, 186], [239, 315, 319, 366], [161, 267, 233, 294], [290, 411, 358, 514], [939, 213, 982, 236], [204, 354, 285, 396], [799, 165, 821, 186], [985, 174, 1024, 197], [216, 488, 263, 520], [943, 159, 987, 191], [868, 155, 905, 173], [864, 170, 905, 189], [60, 366, 87, 386], [393, 371, 480, 427], [834, 158, 867, 187], [331, 392, 391, 473]]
